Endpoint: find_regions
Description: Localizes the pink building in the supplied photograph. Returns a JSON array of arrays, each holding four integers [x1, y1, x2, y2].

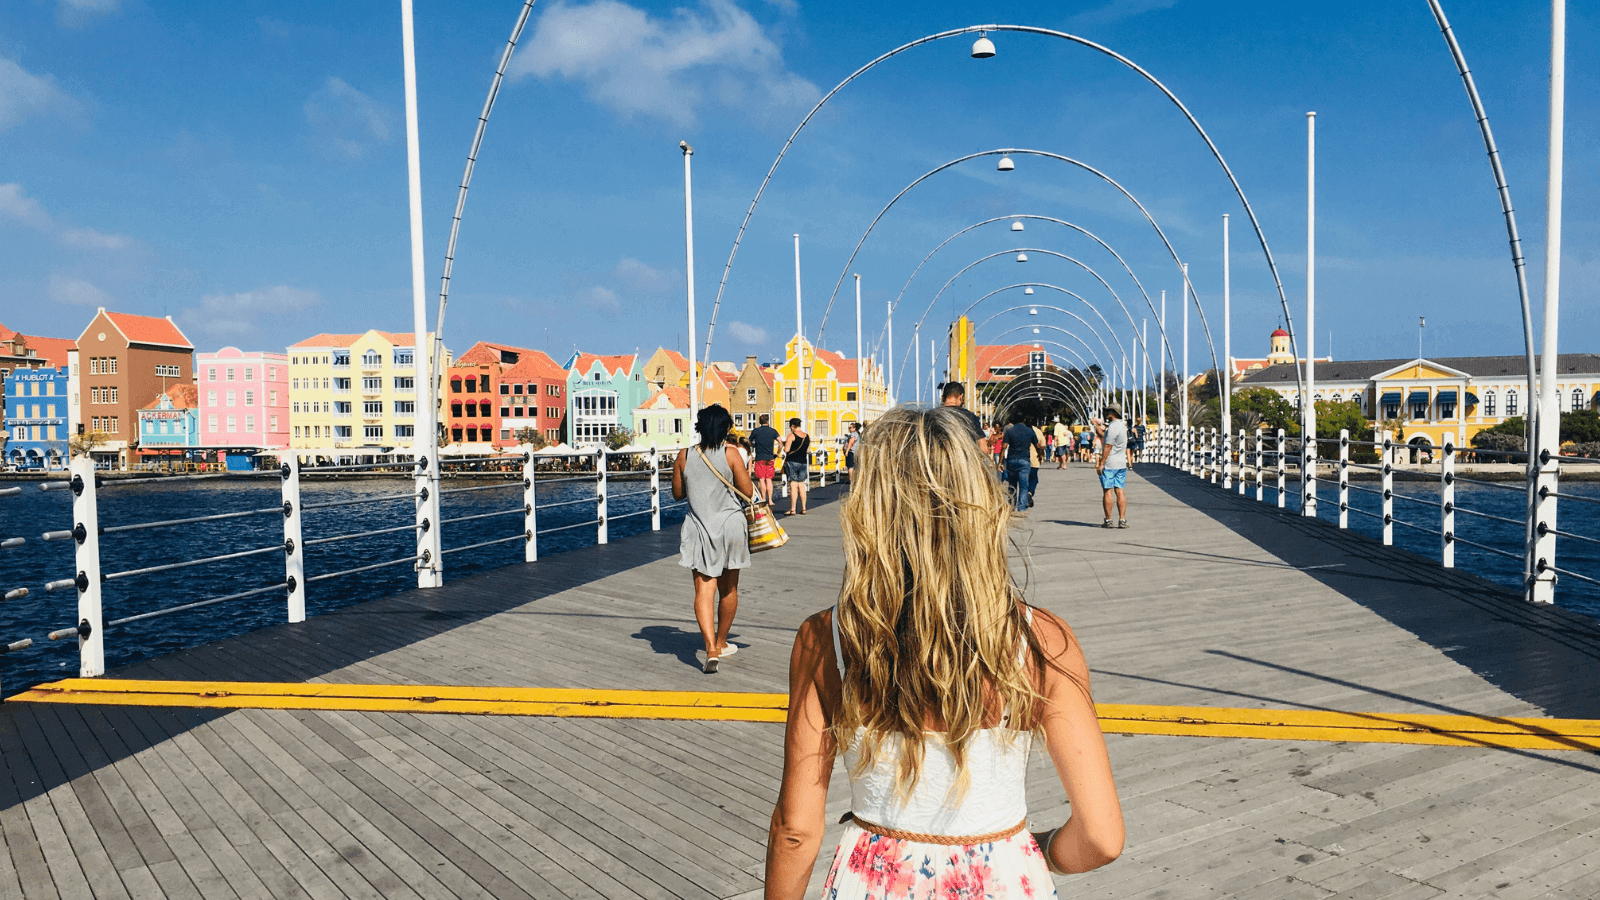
[[197, 347, 289, 449]]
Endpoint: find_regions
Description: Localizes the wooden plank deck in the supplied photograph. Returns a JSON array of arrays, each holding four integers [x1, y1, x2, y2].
[[4, 463, 1600, 898]]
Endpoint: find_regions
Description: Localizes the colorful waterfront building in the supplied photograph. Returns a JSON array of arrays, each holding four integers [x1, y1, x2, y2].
[[770, 336, 889, 454], [0, 323, 74, 428], [445, 341, 566, 450], [3, 364, 70, 470], [287, 330, 446, 453], [1234, 328, 1600, 453], [197, 348, 289, 452], [75, 308, 195, 470], [642, 348, 690, 391], [726, 356, 776, 432], [136, 384, 200, 465], [633, 386, 693, 449], [566, 353, 648, 448]]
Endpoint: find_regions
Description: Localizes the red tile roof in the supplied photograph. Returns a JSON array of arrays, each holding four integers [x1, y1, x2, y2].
[[0, 322, 15, 342], [975, 344, 1048, 380], [102, 311, 193, 349], [502, 349, 566, 382], [639, 385, 691, 410], [290, 331, 415, 349], [571, 353, 636, 377], [142, 383, 199, 410], [659, 349, 690, 370], [814, 348, 859, 384], [456, 341, 540, 367], [25, 336, 75, 368]]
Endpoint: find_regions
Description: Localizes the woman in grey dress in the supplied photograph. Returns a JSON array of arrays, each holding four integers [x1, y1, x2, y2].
[[671, 404, 754, 673]]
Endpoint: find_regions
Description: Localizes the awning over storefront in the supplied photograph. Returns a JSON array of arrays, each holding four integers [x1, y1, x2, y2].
[[1407, 391, 1430, 405], [1465, 392, 1479, 406], [1380, 392, 1401, 404], [1436, 390, 1458, 403]]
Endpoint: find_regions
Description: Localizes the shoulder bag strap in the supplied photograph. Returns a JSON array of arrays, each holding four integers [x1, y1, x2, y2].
[[698, 448, 755, 507]]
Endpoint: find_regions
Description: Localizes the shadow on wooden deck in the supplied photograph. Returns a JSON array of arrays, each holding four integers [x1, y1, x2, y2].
[[1135, 464, 1600, 720]]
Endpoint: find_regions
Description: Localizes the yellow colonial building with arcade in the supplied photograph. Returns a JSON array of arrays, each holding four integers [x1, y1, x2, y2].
[[771, 336, 889, 460]]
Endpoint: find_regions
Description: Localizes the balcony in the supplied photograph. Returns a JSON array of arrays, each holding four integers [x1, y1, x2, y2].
[[333, 387, 351, 395], [333, 412, 351, 419], [362, 384, 383, 396]]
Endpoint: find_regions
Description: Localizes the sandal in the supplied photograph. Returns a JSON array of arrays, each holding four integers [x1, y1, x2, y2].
[[703, 655, 720, 674]]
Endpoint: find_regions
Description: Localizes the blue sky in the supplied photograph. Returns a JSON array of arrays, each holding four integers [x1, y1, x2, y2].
[[1, 0, 1594, 392]]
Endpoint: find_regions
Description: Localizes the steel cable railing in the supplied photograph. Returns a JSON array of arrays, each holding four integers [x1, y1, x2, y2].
[[1149, 422, 1598, 606], [3, 441, 688, 685]]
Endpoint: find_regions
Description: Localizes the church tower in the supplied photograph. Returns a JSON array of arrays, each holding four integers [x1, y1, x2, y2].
[[1267, 327, 1294, 366]]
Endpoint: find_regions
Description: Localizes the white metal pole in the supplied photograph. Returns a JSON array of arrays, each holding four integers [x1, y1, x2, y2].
[[282, 455, 305, 622], [1531, 0, 1564, 604], [67, 454, 104, 677], [1181, 266, 1189, 436], [794, 234, 805, 435], [914, 325, 921, 406], [1159, 290, 1167, 458], [1222, 213, 1232, 490], [854, 273, 864, 425], [681, 142, 699, 419], [886, 302, 895, 407], [1304, 111, 1319, 519], [1141, 319, 1148, 427], [401, 0, 441, 588]]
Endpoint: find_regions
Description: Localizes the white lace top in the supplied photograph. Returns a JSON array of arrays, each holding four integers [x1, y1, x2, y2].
[[831, 606, 1035, 836]]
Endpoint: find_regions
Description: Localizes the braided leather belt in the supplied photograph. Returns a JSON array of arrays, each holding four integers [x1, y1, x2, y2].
[[846, 813, 1027, 846]]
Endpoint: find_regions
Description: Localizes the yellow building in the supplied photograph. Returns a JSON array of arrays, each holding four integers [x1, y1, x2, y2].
[[287, 330, 448, 453], [771, 336, 889, 463], [1237, 346, 1600, 453]]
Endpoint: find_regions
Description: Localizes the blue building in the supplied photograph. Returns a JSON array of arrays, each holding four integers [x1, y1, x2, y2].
[[565, 352, 648, 448], [137, 384, 200, 466], [4, 365, 70, 470]]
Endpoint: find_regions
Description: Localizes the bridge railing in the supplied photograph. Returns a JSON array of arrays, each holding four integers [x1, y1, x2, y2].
[[1149, 424, 1600, 604], [4, 443, 682, 680]]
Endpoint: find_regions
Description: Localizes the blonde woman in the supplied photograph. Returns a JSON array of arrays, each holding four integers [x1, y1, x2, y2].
[[765, 406, 1123, 899]]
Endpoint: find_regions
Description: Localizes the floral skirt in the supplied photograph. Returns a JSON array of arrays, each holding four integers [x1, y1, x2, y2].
[[819, 823, 1058, 899]]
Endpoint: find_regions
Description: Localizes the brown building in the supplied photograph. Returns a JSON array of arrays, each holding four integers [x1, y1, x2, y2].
[[727, 355, 776, 432], [75, 308, 195, 469]]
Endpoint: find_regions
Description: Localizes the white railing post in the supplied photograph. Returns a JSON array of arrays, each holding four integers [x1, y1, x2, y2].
[[1338, 428, 1349, 530], [1276, 428, 1287, 509], [596, 447, 609, 545], [522, 446, 538, 562], [1382, 429, 1395, 546], [1226, 428, 1236, 492], [1254, 428, 1265, 502], [1304, 434, 1319, 519], [1441, 434, 1455, 568], [282, 454, 306, 623], [415, 451, 442, 588], [64, 454, 105, 677], [1211, 428, 1219, 485], [650, 445, 661, 532]]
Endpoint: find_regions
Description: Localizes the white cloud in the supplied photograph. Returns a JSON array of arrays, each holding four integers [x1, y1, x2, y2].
[[49, 274, 112, 307], [56, 0, 120, 27], [0, 56, 81, 133], [581, 285, 621, 311], [0, 183, 133, 250], [178, 286, 321, 341], [726, 321, 768, 345], [0, 183, 50, 228], [516, 0, 820, 127], [304, 77, 392, 160], [614, 257, 670, 293], [1065, 0, 1179, 29]]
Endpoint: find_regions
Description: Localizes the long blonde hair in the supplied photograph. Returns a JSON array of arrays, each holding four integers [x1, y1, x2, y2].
[[831, 406, 1043, 798]]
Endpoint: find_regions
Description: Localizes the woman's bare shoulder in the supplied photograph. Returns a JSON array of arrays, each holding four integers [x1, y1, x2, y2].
[[1025, 605, 1089, 675]]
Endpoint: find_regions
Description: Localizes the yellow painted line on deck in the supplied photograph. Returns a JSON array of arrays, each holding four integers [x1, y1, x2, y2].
[[14, 680, 1600, 751]]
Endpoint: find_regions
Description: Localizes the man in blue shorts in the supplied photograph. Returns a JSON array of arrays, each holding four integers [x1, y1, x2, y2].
[[1096, 406, 1129, 528]]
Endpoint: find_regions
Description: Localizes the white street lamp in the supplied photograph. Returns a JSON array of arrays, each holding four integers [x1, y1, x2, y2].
[[1029, 307, 1038, 315], [1024, 286, 1034, 295], [1011, 220, 1025, 231], [971, 32, 996, 58], [1015, 252, 1028, 262], [997, 155, 1015, 171]]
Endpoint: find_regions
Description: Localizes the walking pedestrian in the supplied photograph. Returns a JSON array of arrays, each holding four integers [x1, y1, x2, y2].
[[1055, 419, 1072, 469], [1028, 419, 1047, 508], [1000, 411, 1040, 512], [763, 406, 1124, 900], [939, 381, 987, 454], [1096, 406, 1129, 528], [782, 418, 810, 516], [843, 421, 861, 484], [1077, 424, 1093, 462], [670, 404, 753, 674], [749, 414, 781, 506]]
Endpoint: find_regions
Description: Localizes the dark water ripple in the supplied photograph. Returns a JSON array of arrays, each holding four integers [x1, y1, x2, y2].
[[0, 474, 683, 695]]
